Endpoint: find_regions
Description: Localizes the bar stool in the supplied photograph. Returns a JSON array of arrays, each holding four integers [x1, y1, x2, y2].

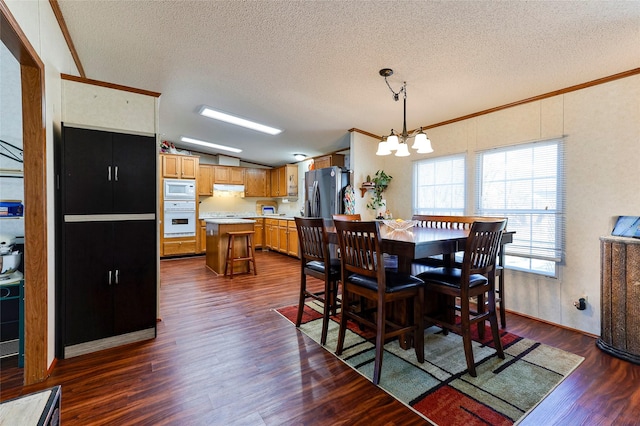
[[224, 230, 257, 279]]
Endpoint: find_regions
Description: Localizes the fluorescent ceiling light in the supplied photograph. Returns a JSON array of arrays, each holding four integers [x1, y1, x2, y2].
[[200, 106, 283, 135], [180, 136, 242, 153]]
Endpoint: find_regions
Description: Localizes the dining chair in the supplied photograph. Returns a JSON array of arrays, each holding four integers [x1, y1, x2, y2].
[[413, 219, 507, 377], [332, 214, 361, 221], [294, 217, 341, 345], [334, 220, 425, 385], [412, 214, 508, 329]]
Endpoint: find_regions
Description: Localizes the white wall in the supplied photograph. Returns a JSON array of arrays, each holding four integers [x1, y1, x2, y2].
[[6, 0, 79, 368], [351, 74, 640, 335]]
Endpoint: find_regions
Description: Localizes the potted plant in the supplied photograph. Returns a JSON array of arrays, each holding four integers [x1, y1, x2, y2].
[[366, 170, 392, 217]]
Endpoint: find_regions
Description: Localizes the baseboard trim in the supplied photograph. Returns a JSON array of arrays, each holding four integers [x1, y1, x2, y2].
[[64, 328, 156, 358]]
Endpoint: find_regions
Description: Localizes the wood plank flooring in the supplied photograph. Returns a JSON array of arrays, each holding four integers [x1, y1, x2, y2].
[[2, 252, 640, 425]]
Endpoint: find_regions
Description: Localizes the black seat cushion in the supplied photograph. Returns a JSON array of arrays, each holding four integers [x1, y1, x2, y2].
[[414, 266, 488, 289], [348, 271, 424, 293], [305, 258, 341, 278]]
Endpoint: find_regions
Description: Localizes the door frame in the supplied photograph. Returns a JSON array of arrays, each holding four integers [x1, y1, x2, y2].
[[1, 2, 49, 384]]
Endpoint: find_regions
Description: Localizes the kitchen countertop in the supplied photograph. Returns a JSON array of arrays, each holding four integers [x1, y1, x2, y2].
[[200, 213, 296, 220], [204, 218, 256, 224]]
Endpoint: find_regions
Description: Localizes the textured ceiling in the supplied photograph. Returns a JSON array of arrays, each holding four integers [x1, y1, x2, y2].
[[57, 1, 640, 167]]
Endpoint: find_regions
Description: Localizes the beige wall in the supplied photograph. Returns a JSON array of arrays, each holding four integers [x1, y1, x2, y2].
[[7, 0, 79, 368], [352, 74, 640, 335]]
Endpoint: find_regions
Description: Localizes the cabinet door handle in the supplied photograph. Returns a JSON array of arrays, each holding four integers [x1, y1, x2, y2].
[[115, 269, 119, 284], [108, 166, 112, 182], [114, 166, 119, 181], [108, 270, 112, 285]]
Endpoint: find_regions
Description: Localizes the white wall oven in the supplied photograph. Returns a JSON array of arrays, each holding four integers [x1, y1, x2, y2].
[[163, 179, 196, 238], [164, 179, 195, 201], [163, 201, 196, 238]]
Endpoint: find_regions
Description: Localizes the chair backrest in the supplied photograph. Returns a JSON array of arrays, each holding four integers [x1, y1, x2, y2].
[[412, 215, 476, 229], [332, 214, 361, 221], [462, 220, 507, 277], [295, 217, 330, 266], [334, 220, 384, 283]]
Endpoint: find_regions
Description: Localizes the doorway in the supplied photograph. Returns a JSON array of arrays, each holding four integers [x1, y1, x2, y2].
[[1, 2, 48, 384]]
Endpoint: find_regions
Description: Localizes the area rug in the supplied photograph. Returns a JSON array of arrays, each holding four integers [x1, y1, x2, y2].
[[276, 301, 584, 426]]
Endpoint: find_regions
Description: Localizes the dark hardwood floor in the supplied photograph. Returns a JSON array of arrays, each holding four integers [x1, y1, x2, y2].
[[2, 252, 640, 425]]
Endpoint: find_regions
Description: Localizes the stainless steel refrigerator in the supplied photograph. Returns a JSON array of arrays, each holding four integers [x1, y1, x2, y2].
[[304, 166, 349, 218]]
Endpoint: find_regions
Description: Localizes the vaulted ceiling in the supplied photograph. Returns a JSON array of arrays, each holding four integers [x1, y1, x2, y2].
[[57, 1, 640, 166]]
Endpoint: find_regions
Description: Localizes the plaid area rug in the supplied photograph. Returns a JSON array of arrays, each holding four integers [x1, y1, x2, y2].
[[276, 301, 584, 426]]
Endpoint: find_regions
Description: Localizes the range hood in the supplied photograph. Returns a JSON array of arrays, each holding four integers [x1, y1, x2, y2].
[[213, 184, 245, 198]]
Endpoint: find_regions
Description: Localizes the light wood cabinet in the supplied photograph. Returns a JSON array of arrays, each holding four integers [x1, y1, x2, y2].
[[278, 220, 289, 253], [270, 165, 298, 197], [264, 219, 299, 257], [198, 165, 213, 196], [162, 154, 198, 179], [162, 237, 198, 256], [288, 221, 299, 257], [314, 154, 344, 169], [253, 218, 264, 248], [265, 218, 279, 250], [245, 168, 269, 197], [198, 220, 207, 253], [213, 166, 245, 184]]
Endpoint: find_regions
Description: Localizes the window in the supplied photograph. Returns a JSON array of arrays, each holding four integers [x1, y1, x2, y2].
[[413, 154, 465, 215], [476, 140, 565, 276]]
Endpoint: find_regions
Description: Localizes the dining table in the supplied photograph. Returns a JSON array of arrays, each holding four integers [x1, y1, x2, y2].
[[326, 221, 514, 349]]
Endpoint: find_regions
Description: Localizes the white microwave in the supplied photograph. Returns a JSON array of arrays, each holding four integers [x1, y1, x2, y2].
[[164, 179, 196, 200]]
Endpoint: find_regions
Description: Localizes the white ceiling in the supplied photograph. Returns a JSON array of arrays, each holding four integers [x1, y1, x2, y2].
[[57, 1, 640, 167]]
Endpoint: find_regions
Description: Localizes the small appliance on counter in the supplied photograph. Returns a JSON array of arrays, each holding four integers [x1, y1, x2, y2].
[[0, 235, 22, 281], [256, 200, 278, 216]]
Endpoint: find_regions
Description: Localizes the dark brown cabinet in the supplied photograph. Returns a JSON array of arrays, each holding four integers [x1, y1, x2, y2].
[[63, 221, 156, 346], [62, 127, 156, 214], [57, 125, 157, 358]]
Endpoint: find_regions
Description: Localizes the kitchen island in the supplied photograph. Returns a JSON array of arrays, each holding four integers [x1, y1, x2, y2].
[[205, 218, 256, 275]]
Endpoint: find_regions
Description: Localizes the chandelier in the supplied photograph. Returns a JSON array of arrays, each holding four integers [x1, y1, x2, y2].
[[376, 68, 433, 157]]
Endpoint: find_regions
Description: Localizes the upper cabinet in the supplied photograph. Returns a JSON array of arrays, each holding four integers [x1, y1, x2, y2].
[[213, 166, 245, 184], [270, 165, 298, 197], [313, 154, 344, 169], [162, 154, 198, 179], [198, 165, 213, 196], [62, 126, 156, 215], [245, 168, 269, 197]]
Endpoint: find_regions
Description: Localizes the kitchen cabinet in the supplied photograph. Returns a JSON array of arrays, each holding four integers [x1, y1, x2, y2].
[[245, 168, 269, 197], [198, 165, 213, 196], [270, 165, 298, 197], [246, 218, 264, 249], [288, 221, 299, 257], [62, 127, 156, 214], [162, 153, 198, 179], [63, 221, 156, 349], [314, 154, 344, 169], [198, 220, 207, 253], [265, 219, 298, 257], [163, 237, 198, 256], [278, 220, 289, 253], [213, 166, 245, 184], [265, 218, 279, 250]]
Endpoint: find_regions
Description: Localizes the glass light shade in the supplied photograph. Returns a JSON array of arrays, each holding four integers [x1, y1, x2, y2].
[[412, 131, 427, 150], [386, 131, 399, 151], [416, 137, 434, 154], [376, 140, 391, 156], [395, 142, 410, 157]]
